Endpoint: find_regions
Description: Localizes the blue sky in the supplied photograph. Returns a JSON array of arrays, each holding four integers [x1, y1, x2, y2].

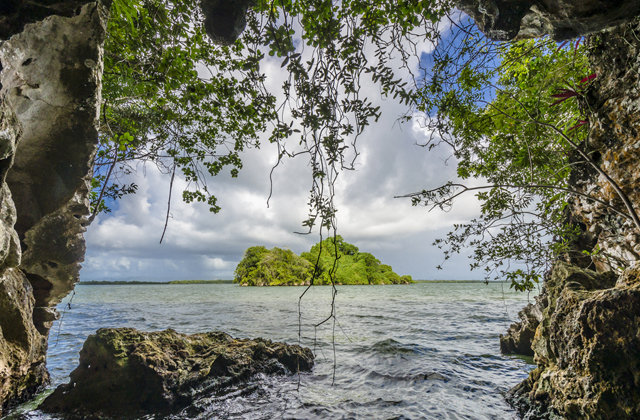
[[81, 13, 488, 282]]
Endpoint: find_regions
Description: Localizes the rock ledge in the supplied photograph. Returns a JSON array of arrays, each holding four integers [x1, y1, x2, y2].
[[40, 328, 314, 418]]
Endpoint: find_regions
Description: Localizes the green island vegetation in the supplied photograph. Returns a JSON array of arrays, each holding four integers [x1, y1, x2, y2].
[[413, 280, 494, 283], [80, 280, 233, 285], [168, 280, 233, 284], [234, 236, 413, 286]]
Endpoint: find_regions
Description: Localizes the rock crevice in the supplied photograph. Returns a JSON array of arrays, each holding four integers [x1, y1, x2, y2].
[[0, 0, 108, 413]]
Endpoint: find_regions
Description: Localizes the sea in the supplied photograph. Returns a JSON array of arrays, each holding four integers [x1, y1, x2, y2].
[[5, 282, 537, 420]]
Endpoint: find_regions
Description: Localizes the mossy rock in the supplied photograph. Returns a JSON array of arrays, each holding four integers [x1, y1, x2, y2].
[[40, 328, 313, 418]]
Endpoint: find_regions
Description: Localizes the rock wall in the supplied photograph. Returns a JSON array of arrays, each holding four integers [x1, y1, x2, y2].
[[569, 18, 640, 273], [0, 1, 108, 413], [507, 263, 640, 419], [469, 4, 640, 419], [456, 0, 640, 40]]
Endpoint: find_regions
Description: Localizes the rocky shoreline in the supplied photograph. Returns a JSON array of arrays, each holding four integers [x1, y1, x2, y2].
[[40, 328, 314, 419], [501, 262, 640, 419]]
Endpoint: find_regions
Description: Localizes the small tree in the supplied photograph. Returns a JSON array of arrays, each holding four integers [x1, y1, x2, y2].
[[399, 35, 639, 290]]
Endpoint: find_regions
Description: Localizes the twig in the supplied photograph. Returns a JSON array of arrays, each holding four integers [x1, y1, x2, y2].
[[159, 165, 176, 244]]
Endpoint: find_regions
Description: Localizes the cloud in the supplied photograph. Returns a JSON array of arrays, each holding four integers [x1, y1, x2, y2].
[[82, 24, 486, 282]]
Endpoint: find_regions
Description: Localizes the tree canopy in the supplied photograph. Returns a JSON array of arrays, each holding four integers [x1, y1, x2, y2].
[[234, 237, 412, 285], [234, 246, 313, 286], [301, 236, 413, 285], [94, 0, 638, 290]]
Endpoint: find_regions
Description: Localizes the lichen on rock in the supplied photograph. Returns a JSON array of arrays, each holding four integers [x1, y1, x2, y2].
[[500, 300, 543, 356], [40, 328, 314, 418], [507, 262, 640, 419]]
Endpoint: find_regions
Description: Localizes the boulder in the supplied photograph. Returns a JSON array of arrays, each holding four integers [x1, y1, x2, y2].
[[500, 300, 543, 356], [506, 262, 640, 419], [40, 328, 314, 418]]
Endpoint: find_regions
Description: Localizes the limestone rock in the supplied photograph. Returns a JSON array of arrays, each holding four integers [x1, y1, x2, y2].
[[0, 0, 109, 412], [455, 0, 640, 40], [40, 328, 314, 418], [565, 18, 640, 273], [0, 268, 48, 415], [200, 0, 255, 45], [0, 0, 109, 336], [507, 262, 640, 419], [500, 300, 543, 356], [0, 0, 96, 40]]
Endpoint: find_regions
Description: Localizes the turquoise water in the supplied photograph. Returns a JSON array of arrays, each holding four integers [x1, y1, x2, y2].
[[9, 283, 536, 419]]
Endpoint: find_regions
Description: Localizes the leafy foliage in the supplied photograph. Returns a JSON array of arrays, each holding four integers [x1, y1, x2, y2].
[[95, 0, 631, 291], [94, 0, 454, 228], [234, 246, 313, 286], [94, 0, 275, 215], [300, 236, 413, 285], [405, 34, 597, 290], [234, 237, 412, 286]]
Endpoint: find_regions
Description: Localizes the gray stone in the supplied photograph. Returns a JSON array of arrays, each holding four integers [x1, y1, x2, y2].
[[40, 328, 314, 418], [0, 0, 96, 40], [0, 268, 48, 415], [455, 0, 640, 40], [0, 1, 109, 412], [201, 0, 255, 45]]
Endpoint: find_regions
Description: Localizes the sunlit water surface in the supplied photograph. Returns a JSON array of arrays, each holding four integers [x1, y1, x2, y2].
[[6, 282, 537, 420]]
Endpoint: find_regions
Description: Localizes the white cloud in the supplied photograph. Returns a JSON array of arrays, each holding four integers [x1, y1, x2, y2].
[[82, 21, 487, 282]]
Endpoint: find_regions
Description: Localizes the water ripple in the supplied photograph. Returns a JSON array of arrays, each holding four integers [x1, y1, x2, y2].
[[4, 282, 534, 420]]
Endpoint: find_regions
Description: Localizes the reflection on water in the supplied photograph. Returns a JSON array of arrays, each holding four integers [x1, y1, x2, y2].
[[6, 282, 536, 420]]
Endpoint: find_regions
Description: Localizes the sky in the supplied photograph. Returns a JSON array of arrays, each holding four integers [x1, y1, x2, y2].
[[81, 16, 488, 282]]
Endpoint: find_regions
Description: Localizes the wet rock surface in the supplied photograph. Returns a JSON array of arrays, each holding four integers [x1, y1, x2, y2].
[[40, 328, 314, 418], [506, 262, 640, 419], [499, 300, 542, 356]]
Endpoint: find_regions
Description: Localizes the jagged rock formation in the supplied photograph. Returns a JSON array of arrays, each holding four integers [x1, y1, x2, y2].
[[506, 18, 640, 419], [507, 263, 639, 419], [455, 0, 640, 40], [499, 300, 543, 356], [569, 18, 640, 273], [0, 1, 108, 413], [2, 0, 109, 337], [0, 269, 48, 414], [40, 328, 314, 418]]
